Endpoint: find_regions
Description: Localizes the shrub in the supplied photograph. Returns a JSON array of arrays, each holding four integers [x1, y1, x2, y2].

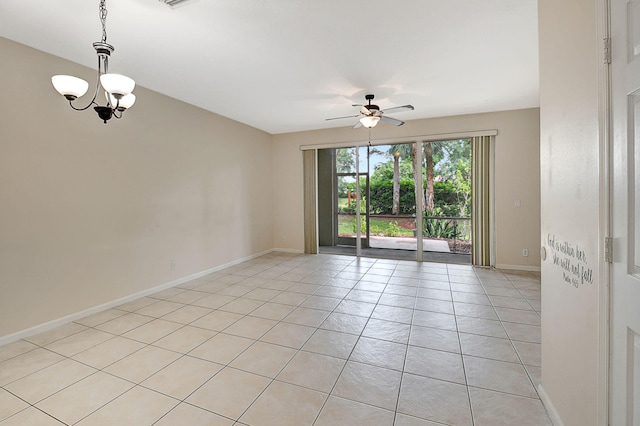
[[339, 198, 366, 214], [370, 224, 384, 235], [368, 180, 468, 217], [433, 181, 468, 217], [369, 180, 416, 214], [423, 217, 462, 239], [350, 218, 367, 235], [384, 221, 400, 237]]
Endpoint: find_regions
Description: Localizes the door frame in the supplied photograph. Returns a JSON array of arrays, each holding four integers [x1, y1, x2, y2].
[[335, 168, 370, 248], [597, 0, 611, 423], [601, 0, 640, 423], [308, 130, 497, 262]]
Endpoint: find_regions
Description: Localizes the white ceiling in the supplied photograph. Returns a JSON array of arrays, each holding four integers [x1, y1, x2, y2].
[[0, 0, 539, 134]]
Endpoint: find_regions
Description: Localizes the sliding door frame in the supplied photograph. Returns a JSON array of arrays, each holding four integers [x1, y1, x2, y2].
[[303, 130, 497, 265]]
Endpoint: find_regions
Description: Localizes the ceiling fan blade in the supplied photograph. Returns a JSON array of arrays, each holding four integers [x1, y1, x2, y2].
[[353, 121, 363, 129], [380, 115, 405, 126], [360, 106, 372, 116], [383, 105, 415, 114], [325, 114, 360, 121]]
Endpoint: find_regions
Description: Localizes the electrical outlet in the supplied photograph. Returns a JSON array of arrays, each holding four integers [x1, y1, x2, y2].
[[522, 249, 529, 257], [514, 200, 521, 208], [282, 235, 287, 241], [171, 261, 176, 270]]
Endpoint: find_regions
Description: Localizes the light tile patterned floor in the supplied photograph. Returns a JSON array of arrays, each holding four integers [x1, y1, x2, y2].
[[0, 252, 551, 425]]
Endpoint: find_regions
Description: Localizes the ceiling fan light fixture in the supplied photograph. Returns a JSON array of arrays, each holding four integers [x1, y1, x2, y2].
[[326, 94, 413, 128], [360, 115, 380, 128]]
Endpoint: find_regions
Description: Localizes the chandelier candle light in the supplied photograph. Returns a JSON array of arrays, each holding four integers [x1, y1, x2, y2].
[[51, 0, 135, 123]]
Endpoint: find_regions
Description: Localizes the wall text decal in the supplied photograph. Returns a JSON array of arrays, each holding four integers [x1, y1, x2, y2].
[[547, 234, 594, 288]]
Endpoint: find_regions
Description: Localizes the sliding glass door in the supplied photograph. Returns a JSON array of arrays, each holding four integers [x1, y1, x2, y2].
[[315, 136, 488, 265], [366, 144, 417, 260], [338, 147, 370, 253], [420, 139, 472, 257], [318, 146, 368, 256]]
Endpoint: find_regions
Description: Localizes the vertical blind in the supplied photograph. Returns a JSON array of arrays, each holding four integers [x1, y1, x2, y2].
[[303, 149, 318, 254], [471, 136, 491, 266]]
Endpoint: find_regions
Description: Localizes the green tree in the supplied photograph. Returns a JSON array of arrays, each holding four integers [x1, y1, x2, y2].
[[386, 143, 424, 212], [387, 147, 403, 215], [453, 163, 472, 217], [370, 158, 414, 184], [336, 148, 356, 206], [433, 139, 471, 217], [368, 140, 471, 218], [393, 151, 400, 215], [336, 148, 355, 173], [423, 141, 446, 213], [372, 144, 419, 214], [424, 142, 434, 212]]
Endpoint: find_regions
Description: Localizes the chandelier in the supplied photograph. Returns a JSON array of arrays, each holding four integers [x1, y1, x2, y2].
[[51, 0, 136, 124]]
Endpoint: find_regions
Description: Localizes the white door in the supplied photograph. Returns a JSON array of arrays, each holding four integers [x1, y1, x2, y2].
[[610, 0, 640, 424]]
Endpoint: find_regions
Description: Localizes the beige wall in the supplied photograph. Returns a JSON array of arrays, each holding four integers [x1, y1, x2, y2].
[[272, 108, 541, 270], [0, 37, 274, 339], [538, 0, 605, 424], [0, 35, 541, 342]]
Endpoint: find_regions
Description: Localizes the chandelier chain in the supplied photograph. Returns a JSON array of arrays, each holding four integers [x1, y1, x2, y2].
[[99, 0, 108, 43]]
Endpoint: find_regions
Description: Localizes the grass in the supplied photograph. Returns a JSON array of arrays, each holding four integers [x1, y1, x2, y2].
[[338, 217, 415, 237]]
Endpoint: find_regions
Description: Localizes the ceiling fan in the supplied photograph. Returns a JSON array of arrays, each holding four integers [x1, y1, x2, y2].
[[325, 94, 414, 128]]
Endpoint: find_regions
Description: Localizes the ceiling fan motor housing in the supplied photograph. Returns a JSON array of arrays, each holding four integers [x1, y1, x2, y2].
[[364, 94, 379, 112]]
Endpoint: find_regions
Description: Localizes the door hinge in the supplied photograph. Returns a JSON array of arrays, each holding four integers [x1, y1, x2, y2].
[[604, 236, 613, 263], [603, 37, 612, 64]]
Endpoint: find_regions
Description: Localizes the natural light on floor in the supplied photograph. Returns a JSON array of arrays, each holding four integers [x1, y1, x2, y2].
[[0, 252, 548, 425]]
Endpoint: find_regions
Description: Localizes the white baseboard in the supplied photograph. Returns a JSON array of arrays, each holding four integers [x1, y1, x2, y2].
[[0, 249, 277, 348], [271, 247, 304, 254], [495, 263, 541, 272], [538, 385, 565, 426]]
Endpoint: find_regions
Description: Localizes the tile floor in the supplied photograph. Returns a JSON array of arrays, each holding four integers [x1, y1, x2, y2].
[[0, 252, 551, 425]]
